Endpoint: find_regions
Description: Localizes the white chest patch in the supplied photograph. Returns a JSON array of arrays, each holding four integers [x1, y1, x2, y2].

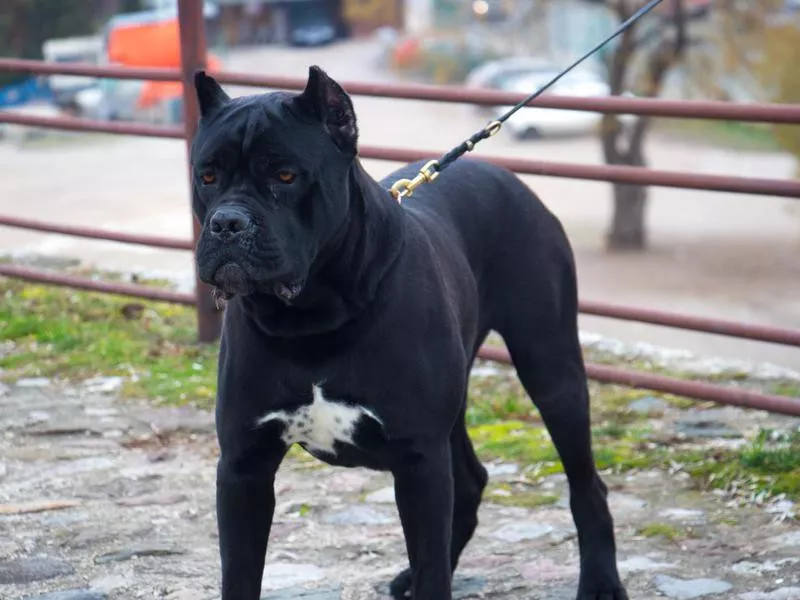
[[255, 385, 381, 455]]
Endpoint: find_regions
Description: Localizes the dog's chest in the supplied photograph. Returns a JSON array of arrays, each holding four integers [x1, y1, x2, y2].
[[255, 385, 383, 457]]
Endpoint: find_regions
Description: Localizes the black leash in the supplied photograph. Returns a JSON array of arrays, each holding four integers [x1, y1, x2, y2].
[[389, 0, 664, 201]]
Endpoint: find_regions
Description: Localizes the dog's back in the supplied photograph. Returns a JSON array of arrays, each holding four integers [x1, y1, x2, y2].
[[380, 157, 579, 346]]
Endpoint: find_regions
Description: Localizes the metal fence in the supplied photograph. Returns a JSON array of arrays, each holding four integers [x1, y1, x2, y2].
[[1, 0, 798, 415]]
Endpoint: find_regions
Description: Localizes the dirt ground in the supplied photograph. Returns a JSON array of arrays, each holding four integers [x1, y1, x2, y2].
[[1, 375, 799, 600], [1, 39, 800, 370]]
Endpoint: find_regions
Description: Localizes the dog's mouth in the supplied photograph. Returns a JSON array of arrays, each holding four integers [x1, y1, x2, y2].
[[212, 263, 305, 305], [212, 262, 253, 301], [272, 279, 305, 304]]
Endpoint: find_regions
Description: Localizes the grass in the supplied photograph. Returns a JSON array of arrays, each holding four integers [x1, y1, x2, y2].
[[637, 522, 686, 541], [466, 363, 800, 505], [771, 380, 800, 398], [466, 374, 535, 426], [654, 118, 783, 153], [687, 429, 800, 499], [468, 418, 661, 479], [468, 411, 800, 504], [0, 276, 218, 407], [485, 483, 561, 509], [1, 276, 798, 507]]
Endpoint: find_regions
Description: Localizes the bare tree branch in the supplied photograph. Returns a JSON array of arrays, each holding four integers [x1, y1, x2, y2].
[[608, 10, 637, 95], [673, 0, 688, 61], [631, 3, 710, 50]]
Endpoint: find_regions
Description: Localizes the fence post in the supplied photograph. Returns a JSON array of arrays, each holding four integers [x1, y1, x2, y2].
[[177, 0, 221, 343]]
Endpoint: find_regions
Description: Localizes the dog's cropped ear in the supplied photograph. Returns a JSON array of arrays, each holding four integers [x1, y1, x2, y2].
[[294, 65, 358, 155], [194, 70, 230, 117]]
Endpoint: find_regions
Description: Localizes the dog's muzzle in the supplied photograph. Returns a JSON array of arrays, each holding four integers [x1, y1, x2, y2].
[[197, 207, 255, 298], [209, 207, 252, 241], [199, 207, 306, 303]]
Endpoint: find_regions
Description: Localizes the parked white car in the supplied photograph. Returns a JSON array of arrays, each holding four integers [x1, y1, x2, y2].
[[465, 56, 557, 91], [466, 59, 636, 139]]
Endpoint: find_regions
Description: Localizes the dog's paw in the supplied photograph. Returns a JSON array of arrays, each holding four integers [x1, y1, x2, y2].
[[388, 568, 412, 599], [576, 583, 629, 600]]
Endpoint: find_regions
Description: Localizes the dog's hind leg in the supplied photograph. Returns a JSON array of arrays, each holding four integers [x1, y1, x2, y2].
[[389, 409, 488, 599], [494, 257, 627, 600]]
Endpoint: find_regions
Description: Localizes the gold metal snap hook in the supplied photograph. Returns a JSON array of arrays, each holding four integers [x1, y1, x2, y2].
[[389, 160, 440, 203], [389, 178, 413, 202], [420, 159, 441, 182]]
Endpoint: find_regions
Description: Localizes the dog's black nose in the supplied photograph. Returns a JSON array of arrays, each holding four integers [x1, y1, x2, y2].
[[209, 208, 251, 238]]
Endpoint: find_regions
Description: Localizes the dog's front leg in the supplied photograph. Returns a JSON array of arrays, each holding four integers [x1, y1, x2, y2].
[[392, 440, 454, 600], [217, 448, 285, 600]]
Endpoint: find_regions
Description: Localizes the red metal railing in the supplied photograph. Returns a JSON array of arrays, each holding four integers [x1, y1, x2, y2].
[[3, 109, 798, 196], [1, 214, 797, 347], [0, 263, 195, 305], [0, 0, 798, 415], [5, 56, 800, 123]]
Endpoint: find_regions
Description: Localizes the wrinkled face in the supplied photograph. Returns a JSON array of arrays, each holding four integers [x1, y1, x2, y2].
[[191, 66, 359, 303]]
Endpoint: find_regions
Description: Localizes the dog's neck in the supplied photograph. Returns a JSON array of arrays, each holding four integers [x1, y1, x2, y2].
[[237, 159, 405, 340]]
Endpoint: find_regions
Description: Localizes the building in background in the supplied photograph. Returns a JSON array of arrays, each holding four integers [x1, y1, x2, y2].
[[342, 0, 403, 36], [210, 0, 402, 46]]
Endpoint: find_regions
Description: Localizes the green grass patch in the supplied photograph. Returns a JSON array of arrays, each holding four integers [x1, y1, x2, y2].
[[468, 419, 660, 478], [0, 277, 219, 407], [654, 118, 782, 152], [469, 421, 561, 477], [466, 372, 534, 426], [468, 413, 800, 503], [771, 380, 800, 398], [637, 522, 685, 541], [741, 429, 800, 473], [485, 483, 560, 509], [466, 371, 687, 427], [682, 429, 800, 499]]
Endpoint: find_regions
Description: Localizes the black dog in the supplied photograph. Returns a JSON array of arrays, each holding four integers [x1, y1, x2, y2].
[[190, 66, 627, 600]]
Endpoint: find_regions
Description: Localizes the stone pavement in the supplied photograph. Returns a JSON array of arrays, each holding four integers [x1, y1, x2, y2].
[[0, 380, 798, 600]]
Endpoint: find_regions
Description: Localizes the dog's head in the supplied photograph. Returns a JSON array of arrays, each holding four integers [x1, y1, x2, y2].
[[190, 66, 359, 303]]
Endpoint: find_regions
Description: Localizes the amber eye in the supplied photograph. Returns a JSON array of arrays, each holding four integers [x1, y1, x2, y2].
[[201, 172, 216, 185], [277, 171, 296, 184]]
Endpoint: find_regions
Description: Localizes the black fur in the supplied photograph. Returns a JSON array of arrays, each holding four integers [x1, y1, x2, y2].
[[190, 65, 627, 600]]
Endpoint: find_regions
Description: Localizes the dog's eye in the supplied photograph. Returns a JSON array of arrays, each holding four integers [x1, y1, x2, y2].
[[201, 173, 217, 185], [277, 171, 296, 184]]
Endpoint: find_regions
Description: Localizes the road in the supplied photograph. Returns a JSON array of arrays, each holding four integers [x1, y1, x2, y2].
[[2, 39, 799, 370]]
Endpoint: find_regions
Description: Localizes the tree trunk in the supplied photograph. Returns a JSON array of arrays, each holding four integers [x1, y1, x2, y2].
[[598, 0, 691, 253], [601, 113, 649, 251], [607, 181, 648, 250]]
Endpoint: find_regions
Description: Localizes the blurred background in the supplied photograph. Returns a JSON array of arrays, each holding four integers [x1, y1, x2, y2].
[[0, 0, 799, 369]]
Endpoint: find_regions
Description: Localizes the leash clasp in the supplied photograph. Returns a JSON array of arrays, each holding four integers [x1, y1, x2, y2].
[[389, 159, 440, 202], [483, 120, 502, 137]]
